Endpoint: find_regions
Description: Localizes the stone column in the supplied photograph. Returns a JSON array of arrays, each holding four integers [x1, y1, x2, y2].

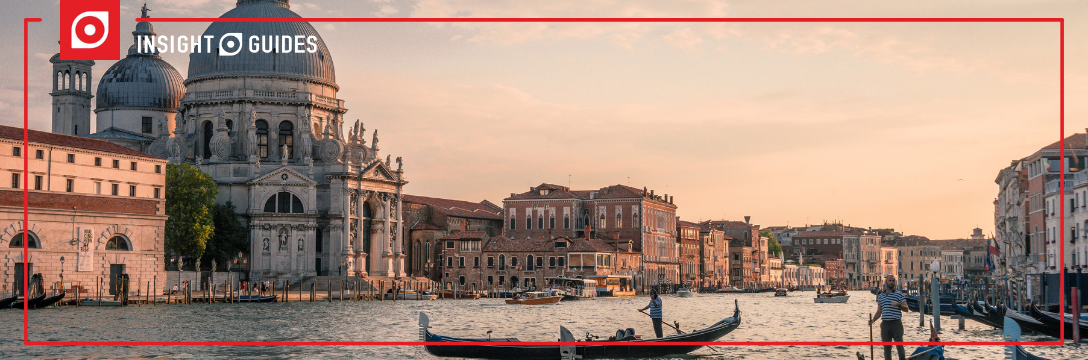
[[356, 190, 370, 276]]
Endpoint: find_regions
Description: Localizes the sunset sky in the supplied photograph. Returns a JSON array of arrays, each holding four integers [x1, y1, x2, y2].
[[1, 0, 1083, 239]]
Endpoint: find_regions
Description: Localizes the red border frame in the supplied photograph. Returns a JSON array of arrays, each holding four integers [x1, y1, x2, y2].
[[20, 16, 1067, 348]]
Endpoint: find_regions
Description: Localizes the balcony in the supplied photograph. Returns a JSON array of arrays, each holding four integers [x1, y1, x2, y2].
[[183, 89, 346, 109]]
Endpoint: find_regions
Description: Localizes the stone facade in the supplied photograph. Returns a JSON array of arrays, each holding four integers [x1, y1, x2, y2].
[[0, 126, 166, 296]]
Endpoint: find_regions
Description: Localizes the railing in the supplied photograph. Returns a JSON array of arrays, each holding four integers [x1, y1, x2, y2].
[[183, 89, 346, 108]]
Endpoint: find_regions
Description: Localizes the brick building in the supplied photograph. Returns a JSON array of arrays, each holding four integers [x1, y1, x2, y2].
[[700, 226, 729, 289], [677, 220, 701, 288], [1, 125, 167, 297], [728, 238, 753, 288], [705, 219, 763, 286], [504, 183, 677, 291], [401, 194, 504, 279]]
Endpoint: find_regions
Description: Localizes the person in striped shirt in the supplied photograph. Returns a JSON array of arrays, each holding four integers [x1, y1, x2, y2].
[[639, 289, 663, 338], [870, 275, 909, 360]]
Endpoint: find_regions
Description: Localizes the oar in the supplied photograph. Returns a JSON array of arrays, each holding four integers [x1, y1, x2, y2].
[[869, 312, 874, 360]]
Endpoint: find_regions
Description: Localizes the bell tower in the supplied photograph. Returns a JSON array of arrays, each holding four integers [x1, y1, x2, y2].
[[50, 53, 94, 136]]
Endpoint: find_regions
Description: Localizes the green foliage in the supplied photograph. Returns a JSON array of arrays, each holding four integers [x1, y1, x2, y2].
[[165, 163, 217, 262], [762, 229, 783, 258], [202, 201, 248, 270]]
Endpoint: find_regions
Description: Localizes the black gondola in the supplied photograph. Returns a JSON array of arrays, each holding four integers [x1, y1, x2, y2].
[[1028, 303, 1088, 340], [0, 295, 16, 308], [1004, 307, 1057, 339], [31, 292, 65, 309], [7, 293, 46, 309], [1003, 316, 1050, 360], [953, 302, 1002, 328], [236, 295, 277, 303], [420, 299, 742, 359]]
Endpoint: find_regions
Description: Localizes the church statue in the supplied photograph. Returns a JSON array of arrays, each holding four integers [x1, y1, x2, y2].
[[386, 154, 391, 167], [245, 107, 258, 160], [262, 238, 270, 252], [281, 144, 289, 160], [298, 238, 304, 252], [278, 231, 288, 251], [371, 129, 379, 152], [158, 114, 168, 137], [140, 3, 151, 18], [396, 157, 402, 172]]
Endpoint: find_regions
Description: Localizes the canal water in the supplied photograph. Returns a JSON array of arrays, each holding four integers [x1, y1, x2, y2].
[[1, 292, 1085, 359]]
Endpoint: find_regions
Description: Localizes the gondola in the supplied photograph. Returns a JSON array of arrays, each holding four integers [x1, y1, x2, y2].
[[952, 303, 1002, 329], [0, 295, 17, 308], [7, 293, 46, 309], [31, 292, 65, 309], [1003, 307, 1056, 339], [1028, 303, 1088, 340], [420, 299, 742, 359], [236, 295, 277, 303], [1003, 316, 1050, 360]]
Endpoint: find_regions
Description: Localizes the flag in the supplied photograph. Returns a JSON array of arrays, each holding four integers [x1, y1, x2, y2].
[[988, 239, 1000, 256], [985, 239, 996, 271]]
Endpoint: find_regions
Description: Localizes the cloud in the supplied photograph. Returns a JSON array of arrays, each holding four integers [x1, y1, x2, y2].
[[662, 27, 703, 49], [378, 5, 399, 16]]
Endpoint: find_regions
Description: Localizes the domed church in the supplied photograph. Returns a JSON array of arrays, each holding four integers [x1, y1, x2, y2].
[[51, 0, 409, 281]]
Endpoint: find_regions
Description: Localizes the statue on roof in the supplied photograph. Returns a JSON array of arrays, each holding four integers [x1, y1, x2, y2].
[[140, 3, 151, 18]]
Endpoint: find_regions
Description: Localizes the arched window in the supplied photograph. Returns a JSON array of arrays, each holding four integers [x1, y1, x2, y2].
[[263, 192, 304, 213], [56, 71, 62, 90], [255, 120, 269, 159], [202, 121, 213, 159], [225, 119, 234, 132], [83, 73, 89, 91], [105, 236, 131, 251], [278, 121, 294, 159], [8, 232, 40, 248], [64, 71, 70, 90], [498, 254, 506, 270], [76, 71, 82, 91]]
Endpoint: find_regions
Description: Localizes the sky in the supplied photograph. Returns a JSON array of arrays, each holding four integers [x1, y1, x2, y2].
[[0, 0, 1082, 239]]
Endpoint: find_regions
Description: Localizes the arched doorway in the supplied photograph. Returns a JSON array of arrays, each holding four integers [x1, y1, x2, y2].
[[362, 202, 373, 273], [202, 121, 213, 159]]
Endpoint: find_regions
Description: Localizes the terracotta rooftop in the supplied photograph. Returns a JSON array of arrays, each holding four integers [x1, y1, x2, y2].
[[1042, 133, 1086, 150], [677, 220, 702, 228], [482, 235, 623, 253], [402, 194, 503, 220], [704, 220, 752, 230], [0, 125, 163, 160]]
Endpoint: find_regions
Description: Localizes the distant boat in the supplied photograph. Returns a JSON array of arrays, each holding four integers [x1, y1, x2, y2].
[[236, 295, 277, 303], [0, 295, 17, 308], [718, 286, 743, 293], [546, 277, 597, 301], [80, 298, 122, 306], [32, 293, 65, 308], [814, 291, 849, 303], [505, 291, 562, 305], [7, 293, 46, 309], [384, 290, 438, 301], [676, 288, 694, 298], [774, 288, 788, 297], [587, 275, 636, 297]]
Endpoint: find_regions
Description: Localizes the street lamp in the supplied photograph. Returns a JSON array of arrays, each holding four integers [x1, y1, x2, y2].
[[59, 256, 65, 284]]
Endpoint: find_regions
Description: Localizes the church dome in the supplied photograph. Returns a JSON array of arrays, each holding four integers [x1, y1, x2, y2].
[[95, 49, 185, 112], [186, 0, 336, 87]]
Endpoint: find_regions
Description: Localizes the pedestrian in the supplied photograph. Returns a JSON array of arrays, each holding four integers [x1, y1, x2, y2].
[[171, 285, 178, 295], [870, 274, 909, 360], [638, 289, 664, 338]]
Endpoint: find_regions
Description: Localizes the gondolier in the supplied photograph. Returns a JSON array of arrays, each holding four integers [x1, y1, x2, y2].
[[639, 289, 664, 338], [870, 275, 908, 360]]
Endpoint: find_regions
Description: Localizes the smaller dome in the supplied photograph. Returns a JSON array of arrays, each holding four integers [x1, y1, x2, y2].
[[95, 55, 185, 111]]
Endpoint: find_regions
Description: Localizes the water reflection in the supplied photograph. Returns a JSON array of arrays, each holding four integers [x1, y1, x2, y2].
[[1, 292, 1084, 359]]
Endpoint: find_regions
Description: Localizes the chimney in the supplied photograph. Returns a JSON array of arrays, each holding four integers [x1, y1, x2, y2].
[[584, 225, 591, 240], [650, 190, 655, 198], [744, 216, 751, 224], [460, 219, 466, 232], [669, 196, 673, 204]]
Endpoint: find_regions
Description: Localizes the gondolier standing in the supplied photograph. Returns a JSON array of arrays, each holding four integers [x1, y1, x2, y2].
[[870, 274, 908, 360], [639, 289, 664, 338]]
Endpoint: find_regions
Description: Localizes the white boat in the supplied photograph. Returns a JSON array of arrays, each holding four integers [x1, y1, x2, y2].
[[80, 298, 122, 306], [814, 293, 849, 303], [384, 290, 438, 300], [676, 288, 695, 298]]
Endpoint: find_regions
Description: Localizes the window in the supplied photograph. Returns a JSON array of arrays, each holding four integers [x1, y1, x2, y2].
[[111, 184, 118, 195], [526, 215, 531, 229], [142, 117, 153, 134], [12, 147, 20, 157], [488, 276, 493, 285], [262, 192, 305, 213], [564, 216, 570, 229], [278, 121, 294, 159], [35, 150, 43, 159], [549, 257, 556, 267], [33, 175, 41, 190], [10, 173, 18, 189], [499, 254, 506, 270], [154, 165, 161, 173], [129, 185, 136, 197], [487, 256, 495, 268], [446, 257, 453, 267], [536, 256, 543, 268], [474, 257, 480, 268], [153, 188, 160, 199], [112, 159, 119, 168], [94, 182, 101, 194], [67, 154, 75, 163], [202, 121, 213, 159], [458, 257, 465, 268], [65, 179, 73, 192], [527, 255, 534, 270], [499, 276, 505, 285], [130, 162, 137, 171], [94, 157, 101, 166], [8, 232, 40, 248], [446, 241, 455, 249], [510, 217, 516, 230], [557, 257, 565, 267], [105, 236, 130, 250], [255, 120, 269, 158], [458, 276, 466, 286], [511, 256, 518, 267], [538, 216, 544, 229], [550, 217, 555, 229]]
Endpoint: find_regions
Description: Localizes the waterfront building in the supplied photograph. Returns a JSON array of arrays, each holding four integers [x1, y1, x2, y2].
[[54, 1, 411, 282], [503, 183, 677, 290], [677, 220, 702, 288], [728, 238, 753, 288], [705, 219, 763, 286], [699, 226, 729, 289], [782, 263, 798, 288], [824, 258, 845, 287], [843, 232, 882, 289], [940, 246, 965, 280], [898, 245, 941, 282], [784, 230, 846, 260], [401, 195, 503, 279], [880, 246, 899, 279], [0, 125, 167, 297], [437, 231, 641, 292], [767, 257, 783, 287], [797, 265, 826, 290], [963, 245, 989, 281]]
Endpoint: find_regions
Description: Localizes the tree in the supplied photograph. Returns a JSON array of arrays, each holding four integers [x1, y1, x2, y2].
[[762, 229, 783, 258], [203, 201, 248, 270], [165, 163, 217, 263]]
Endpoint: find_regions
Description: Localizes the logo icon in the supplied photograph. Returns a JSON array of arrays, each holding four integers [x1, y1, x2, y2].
[[218, 33, 244, 56], [60, 0, 120, 60]]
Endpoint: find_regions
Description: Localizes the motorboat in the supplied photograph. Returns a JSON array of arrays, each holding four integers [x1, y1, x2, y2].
[[384, 290, 439, 300], [774, 288, 788, 297], [546, 277, 597, 301], [505, 291, 562, 305], [80, 298, 122, 306], [814, 291, 849, 303], [236, 295, 277, 303], [675, 288, 694, 298]]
